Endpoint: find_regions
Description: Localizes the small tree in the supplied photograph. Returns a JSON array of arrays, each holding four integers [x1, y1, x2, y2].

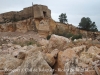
[[58, 13, 68, 23], [78, 17, 98, 32]]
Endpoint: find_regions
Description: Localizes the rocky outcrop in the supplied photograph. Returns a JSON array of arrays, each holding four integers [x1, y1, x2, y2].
[[0, 18, 57, 38], [56, 22, 100, 39]]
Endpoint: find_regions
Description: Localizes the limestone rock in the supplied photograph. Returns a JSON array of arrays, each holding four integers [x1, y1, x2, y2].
[[0, 54, 22, 70], [38, 39, 49, 46], [44, 53, 56, 67], [8, 51, 53, 75], [88, 46, 100, 54], [16, 20, 28, 33], [0, 4, 51, 23], [54, 48, 78, 75], [48, 34, 70, 51], [51, 49, 59, 58]]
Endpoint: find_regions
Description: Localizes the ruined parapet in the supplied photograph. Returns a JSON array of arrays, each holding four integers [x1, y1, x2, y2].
[[0, 11, 17, 23], [0, 4, 51, 24], [33, 4, 51, 19]]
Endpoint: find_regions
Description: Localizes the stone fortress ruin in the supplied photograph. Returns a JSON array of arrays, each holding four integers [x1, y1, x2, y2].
[[0, 4, 51, 23]]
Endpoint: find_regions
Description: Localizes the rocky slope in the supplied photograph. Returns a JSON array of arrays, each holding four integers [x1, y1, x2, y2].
[[0, 33, 100, 75]]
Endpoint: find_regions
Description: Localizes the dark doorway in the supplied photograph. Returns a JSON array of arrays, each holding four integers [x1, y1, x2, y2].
[[43, 11, 46, 17]]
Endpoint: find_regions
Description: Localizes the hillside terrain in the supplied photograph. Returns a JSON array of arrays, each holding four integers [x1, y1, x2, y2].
[[0, 4, 100, 75]]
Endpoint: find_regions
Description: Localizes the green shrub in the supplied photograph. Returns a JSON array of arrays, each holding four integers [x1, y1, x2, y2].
[[71, 34, 82, 41], [53, 28, 83, 41], [13, 39, 37, 47], [65, 33, 73, 38]]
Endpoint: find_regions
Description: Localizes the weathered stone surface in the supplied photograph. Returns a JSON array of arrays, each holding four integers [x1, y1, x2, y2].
[[33, 4, 51, 18], [8, 47, 53, 75], [49, 19, 57, 33], [84, 70, 97, 75], [51, 49, 59, 58], [54, 51, 66, 75], [44, 53, 56, 67], [88, 46, 100, 54], [16, 20, 28, 33], [54, 48, 78, 75], [34, 18, 56, 38], [38, 38, 49, 47], [0, 4, 51, 24], [0, 70, 5, 75], [48, 34, 70, 51], [0, 54, 22, 70]]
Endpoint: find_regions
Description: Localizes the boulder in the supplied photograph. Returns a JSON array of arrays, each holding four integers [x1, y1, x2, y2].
[[0, 54, 22, 70], [88, 46, 100, 54], [12, 50, 26, 58], [38, 39, 49, 46], [54, 48, 78, 75], [48, 34, 70, 52], [44, 53, 56, 67], [51, 49, 59, 58], [8, 49, 53, 75]]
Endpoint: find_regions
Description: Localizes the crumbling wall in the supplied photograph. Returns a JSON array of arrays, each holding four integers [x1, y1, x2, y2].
[[0, 4, 51, 24]]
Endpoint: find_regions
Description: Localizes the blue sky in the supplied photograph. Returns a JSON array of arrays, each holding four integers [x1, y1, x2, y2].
[[0, 0, 100, 31]]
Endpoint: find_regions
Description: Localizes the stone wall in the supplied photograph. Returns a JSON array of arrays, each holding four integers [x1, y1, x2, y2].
[[33, 5, 51, 18], [0, 4, 51, 23]]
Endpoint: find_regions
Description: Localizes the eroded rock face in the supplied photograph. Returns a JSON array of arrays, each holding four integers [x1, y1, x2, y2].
[[36, 19, 57, 38], [0, 18, 57, 38]]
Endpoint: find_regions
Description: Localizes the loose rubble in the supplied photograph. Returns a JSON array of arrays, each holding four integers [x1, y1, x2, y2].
[[0, 34, 100, 75]]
